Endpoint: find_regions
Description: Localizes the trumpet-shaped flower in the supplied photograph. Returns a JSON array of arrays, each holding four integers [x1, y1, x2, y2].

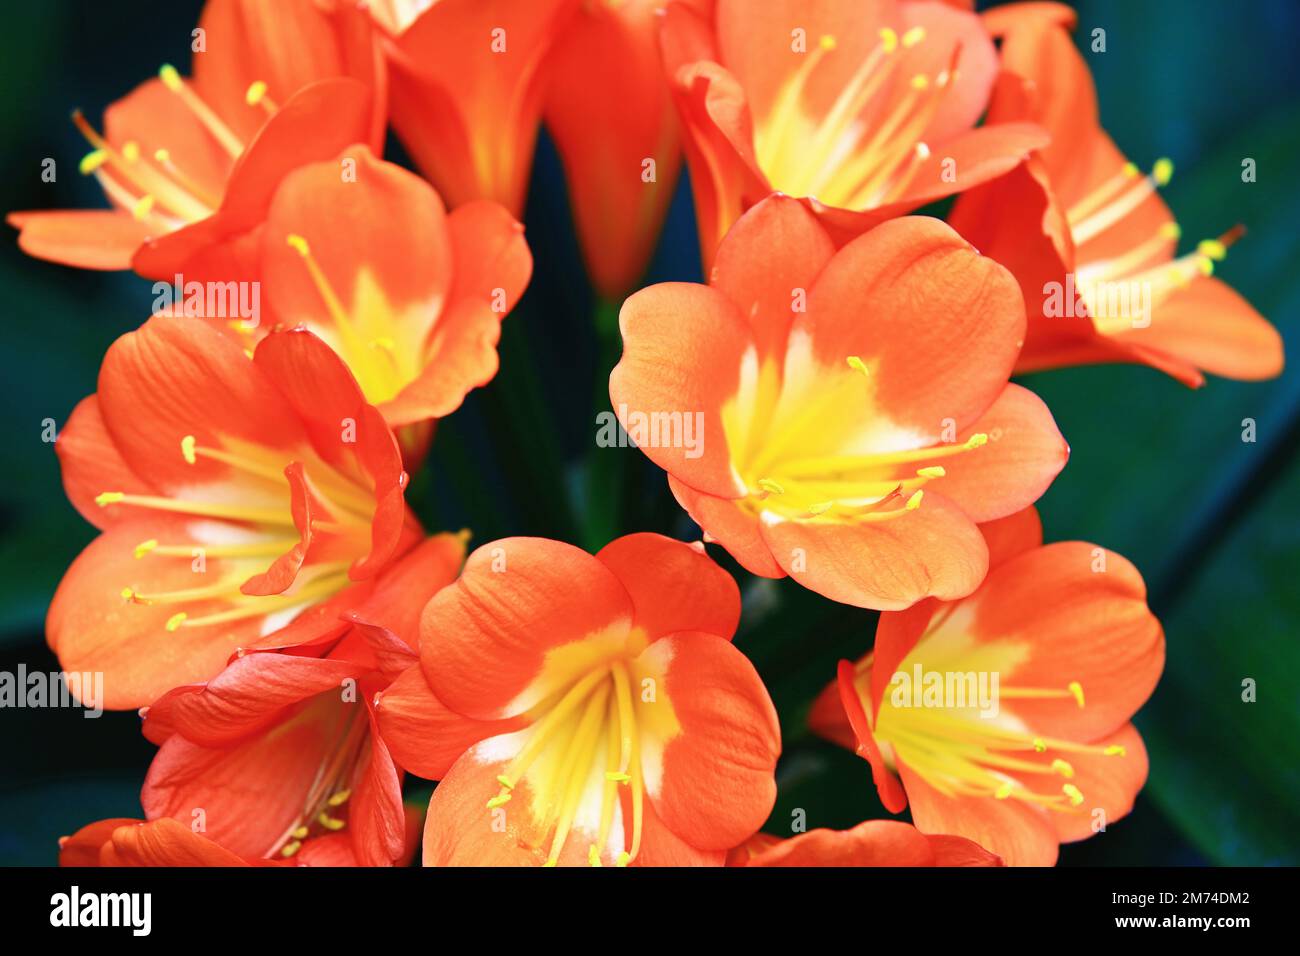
[[948, 3, 1282, 386], [250, 145, 532, 432], [544, 0, 707, 297], [728, 820, 1001, 867], [8, 0, 384, 277], [660, 0, 1047, 267], [610, 195, 1068, 610], [48, 316, 420, 710], [810, 507, 1165, 865], [136, 533, 465, 866], [376, 533, 781, 866], [378, 0, 580, 216]]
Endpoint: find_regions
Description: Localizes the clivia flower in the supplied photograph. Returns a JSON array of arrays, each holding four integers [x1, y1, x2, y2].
[[251, 144, 532, 440], [659, 0, 1048, 268], [376, 532, 781, 866], [48, 316, 420, 710], [377, 0, 580, 216], [727, 820, 1001, 867], [610, 195, 1068, 610], [544, 0, 708, 298], [58, 812, 423, 867], [135, 532, 466, 867], [948, 2, 1283, 387], [809, 507, 1165, 865], [8, 0, 385, 278]]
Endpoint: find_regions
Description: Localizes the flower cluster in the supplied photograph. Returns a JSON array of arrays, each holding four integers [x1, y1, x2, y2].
[[21, 0, 1280, 868]]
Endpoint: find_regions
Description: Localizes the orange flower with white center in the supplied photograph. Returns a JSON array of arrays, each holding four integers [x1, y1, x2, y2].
[[376, 533, 781, 866], [948, 2, 1282, 386], [610, 195, 1069, 610], [660, 0, 1047, 267], [809, 507, 1165, 865], [49, 316, 420, 710], [247, 144, 531, 449], [8, 0, 384, 277], [376, 0, 580, 216]]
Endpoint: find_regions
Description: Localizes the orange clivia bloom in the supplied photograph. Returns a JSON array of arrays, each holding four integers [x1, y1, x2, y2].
[[377, 0, 580, 216], [948, 3, 1283, 387], [728, 820, 1001, 867], [610, 195, 1068, 610], [376, 532, 781, 866], [8, 0, 385, 278], [136, 533, 465, 867], [544, 0, 708, 298], [809, 507, 1165, 865], [49, 316, 421, 711], [59, 812, 423, 867], [234, 144, 531, 436], [660, 0, 1048, 267]]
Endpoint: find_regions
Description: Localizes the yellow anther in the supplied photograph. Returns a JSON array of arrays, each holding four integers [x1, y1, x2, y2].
[[131, 195, 155, 221], [280, 840, 302, 857], [1062, 783, 1084, 807], [1067, 681, 1085, 708], [615, 851, 631, 867], [818, 34, 836, 51], [807, 501, 834, 516], [495, 775, 514, 790], [904, 489, 924, 511], [604, 771, 631, 783], [133, 539, 158, 560], [486, 793, 511, 809], [180, 434, 197, 465], [1152, 157, 1174, 186], [79, 150, 108, 175], [159, 64, 183, 92], [121, 141, 140, 163], [879, 27, 898, 53], [757, 478, 786, 495], [286, 233, 311, 257], [291, 826, 309, 839], [245, 80, 268, 107], [588, 844, 602, 867], [165, 612, 187, 632], [965, 433, 989, 449], [1160, 221, 1182, 240], [994, 781, 1014, 799], [317, 813, 346, 831], [901, 26, 925, 47], [1051, 759, 1075, 779], [1032, 738, 1047, 753], [1122, 162, 1140, 178], [96, 492, 125, 506], [120, 587, 135, 601], [1197, 238, 1228, 260], [916, 466, 945, 479], [542, 859, 557, 868], [910, 74, 930, 90], [1197, 257, 1215, 277], [154, 148, 171, 164], [327, 789, 352, 807], [1104, 745, 1127, 757]]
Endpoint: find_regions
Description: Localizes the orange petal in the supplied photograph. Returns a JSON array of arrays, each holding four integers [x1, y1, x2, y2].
[[8, 209, 154, 271], [56, 395, 154, 529], [595, 533, 741, 642], [98, 818, 259, 867], [978, 506, 1044, 571], [668, 476, 785, 578], [759, 491, 989, 610], [637, 631, 781, 851], [610, 282, 753, 498], [420, 537, 633, 720]]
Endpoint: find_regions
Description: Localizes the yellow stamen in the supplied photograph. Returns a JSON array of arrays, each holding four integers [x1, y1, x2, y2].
[[79, 150, 108, 175]]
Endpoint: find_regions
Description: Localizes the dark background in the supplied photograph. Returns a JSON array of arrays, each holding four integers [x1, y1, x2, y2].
[[1, 0, 1297, 865]]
